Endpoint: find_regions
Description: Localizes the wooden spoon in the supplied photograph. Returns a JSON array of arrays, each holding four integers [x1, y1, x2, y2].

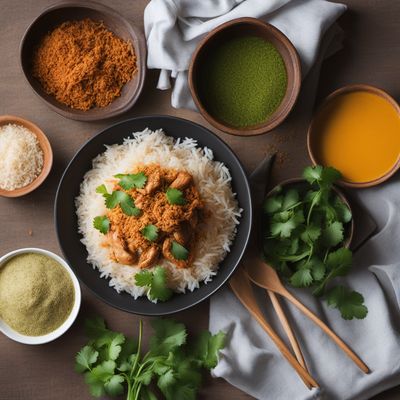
[[244, 257, 370, 374], [229, 268, 319, 389]]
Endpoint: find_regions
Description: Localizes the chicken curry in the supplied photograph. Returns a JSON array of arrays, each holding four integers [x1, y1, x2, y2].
[[98, 164, 204, 269]]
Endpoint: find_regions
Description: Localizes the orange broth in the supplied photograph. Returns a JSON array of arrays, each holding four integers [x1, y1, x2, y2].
[[312, 91, 400, 183]]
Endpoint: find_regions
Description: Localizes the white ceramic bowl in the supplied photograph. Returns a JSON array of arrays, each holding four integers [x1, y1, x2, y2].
[[0, 248, 81, 345]]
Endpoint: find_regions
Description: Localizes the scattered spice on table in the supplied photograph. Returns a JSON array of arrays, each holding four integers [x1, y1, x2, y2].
[[0, 123, 43, 191], [0, 253, 75, 336], [32, 18, 137, 110], [199, 35, 287, 128]]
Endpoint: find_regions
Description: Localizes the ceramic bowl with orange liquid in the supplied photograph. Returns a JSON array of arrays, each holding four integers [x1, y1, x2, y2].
[[307, 84, 400, 188]]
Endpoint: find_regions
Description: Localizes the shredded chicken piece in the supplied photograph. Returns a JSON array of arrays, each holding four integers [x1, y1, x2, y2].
[[104, 231, 136, 265], [173, 223, 192, 245], [138, 246, 160, 268], [170, 171, 192, 190]]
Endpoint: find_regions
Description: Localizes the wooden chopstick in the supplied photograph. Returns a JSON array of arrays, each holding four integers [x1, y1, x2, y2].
[[267, 290, 308, 370]]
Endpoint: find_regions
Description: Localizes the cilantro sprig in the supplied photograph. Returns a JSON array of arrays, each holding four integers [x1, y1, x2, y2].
[[263, 165, 367, 320], [93, 215, 110, 234], [114, 172, 147, 190], [171, 241, 189, 260], [75, 317, 226, 400], [96, 184, 141, 217], [141, 224, 158, 242], [135, 266, 172, 302], [166, 188, 186, 205]]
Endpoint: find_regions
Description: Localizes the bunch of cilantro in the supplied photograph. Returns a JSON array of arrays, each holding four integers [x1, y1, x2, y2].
[[263, 165, 367, 320], [75, 317, 226, 400]]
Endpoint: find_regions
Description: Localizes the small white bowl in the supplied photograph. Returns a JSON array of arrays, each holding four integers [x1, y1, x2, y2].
[[0, 248, 81, 345]]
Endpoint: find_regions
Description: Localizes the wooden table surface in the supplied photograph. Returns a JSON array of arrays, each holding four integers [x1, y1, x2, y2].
[[0, 1, 399, 399]]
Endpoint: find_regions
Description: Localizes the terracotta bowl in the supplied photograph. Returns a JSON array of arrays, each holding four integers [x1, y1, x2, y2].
[[19, 1, 146, 121], [307, 84, 400, 188], [188, 18, 301, 136], [266, 178, 354, 247], [0, 115, 53, 198]]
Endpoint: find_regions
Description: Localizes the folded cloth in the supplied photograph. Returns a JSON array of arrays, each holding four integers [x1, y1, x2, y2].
[[144, 0, 346, 109]]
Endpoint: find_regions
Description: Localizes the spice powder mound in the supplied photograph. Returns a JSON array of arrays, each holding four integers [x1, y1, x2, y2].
[[32, 18, 137, 110]]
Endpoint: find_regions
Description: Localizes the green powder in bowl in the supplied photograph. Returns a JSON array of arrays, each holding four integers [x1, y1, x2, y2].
[[199, 35, 288, 128], [0, 253, 75, 336]]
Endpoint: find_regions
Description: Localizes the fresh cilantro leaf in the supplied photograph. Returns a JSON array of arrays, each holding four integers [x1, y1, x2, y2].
[[303, 165, 323, 184], [75, 345, 99, 373], [136, 369, 153, 385], [84, 372, 105, 397], [310, 257, 325, 281], [83, 360, 116, 397], [157, 369, 176, 398], [90, 360, 116, 381], [93, 215, 110, 234], [270, 210, 304, 238], [135, 267, 173, 302], [326, 247, 352, 276], [141, 224, 159, 241], [96, 184, 109, 196], [290, 267, 313, 287], [107, 333, 125, 361], [105, 190, 140, 216], [172, 384, 197, 400], [149, 319, 187, 356], [300, 224, 321, 244], [166, 188, 186, 205], [104, 375, 125, 396], [151, 267, 173, 301], [321, 221, 344, 247], [320, 167, 342, 187], [303, 165, 341, 187], [326, 285, 368, 320], [114, 172, 147, 190], [282, 189, 300, 210], [134, 270, 153, 287], [263, 195, 283, 214], [171, 241, 189, 260], [105, 190, 128, 209], [334, 196, 352, 223], [192, 331, 226, 369]]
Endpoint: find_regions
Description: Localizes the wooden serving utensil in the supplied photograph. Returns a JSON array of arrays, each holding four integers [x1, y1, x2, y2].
[[229, 268, 319, 389], [267, 291, 307, 369], [244, 257, 370, 374]]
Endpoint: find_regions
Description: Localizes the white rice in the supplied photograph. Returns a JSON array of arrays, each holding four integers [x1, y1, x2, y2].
[[75, 129, 241, 300]]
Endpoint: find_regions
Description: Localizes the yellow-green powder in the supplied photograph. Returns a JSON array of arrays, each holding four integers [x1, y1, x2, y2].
[[199, 36, 288, 128], [0, 253, 75, 336]]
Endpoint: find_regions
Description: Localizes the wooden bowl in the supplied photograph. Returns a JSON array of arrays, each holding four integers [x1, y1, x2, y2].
[[307, 84, 400, 188], [19, 1, 146, 121], [0, 115, 53, 198], [188, 18, 301, 136], [266, 178, 354, 247]]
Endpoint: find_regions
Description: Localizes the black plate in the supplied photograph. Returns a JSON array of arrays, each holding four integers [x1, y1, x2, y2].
[[55, 116, 252, 315]]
